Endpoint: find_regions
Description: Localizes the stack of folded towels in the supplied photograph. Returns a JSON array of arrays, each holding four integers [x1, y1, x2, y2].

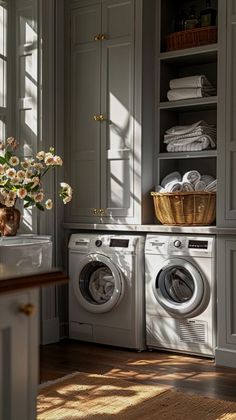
[[167, 75, 216, 101], [164, 120, 216, 152], [155, 170, 217, 193]]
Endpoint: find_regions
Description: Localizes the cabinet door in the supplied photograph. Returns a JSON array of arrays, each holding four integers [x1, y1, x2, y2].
[[65, 3, 102, 222], [217, 0, 236, 226], [216, 237, 236, 367], [0, 289, 38, 420], [100, 0, 135, 220]]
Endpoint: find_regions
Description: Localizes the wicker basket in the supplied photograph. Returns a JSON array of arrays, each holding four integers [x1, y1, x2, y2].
[[166, 26, 217, 51], [151, 191, 216, 226]]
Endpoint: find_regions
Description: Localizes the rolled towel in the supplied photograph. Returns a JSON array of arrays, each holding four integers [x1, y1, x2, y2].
[[169, 75, 214, 90], [155, 185, 166, 193], [182, 170, 201, 185], [167, 88, 210, 102], [161, 171, 181, 188], [194, 180, 206, 191], [165, 180, 183, 192], [204, 179, 217, 192], [201, 175, 215, 186], [182, 182, 194, 192]]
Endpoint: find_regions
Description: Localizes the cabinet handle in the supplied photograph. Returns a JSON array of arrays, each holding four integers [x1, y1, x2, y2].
[[19, 303, 36, 316], [94, 34, 101, 41], [93, 208, 99, 215], [100, 34, 107, 40], [93, 114, 100, 122], [99, 114, 106, 121], [99, 208, 106, 216]]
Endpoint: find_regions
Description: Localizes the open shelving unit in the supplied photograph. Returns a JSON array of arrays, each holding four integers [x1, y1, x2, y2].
[[155, 0, 218, 225]]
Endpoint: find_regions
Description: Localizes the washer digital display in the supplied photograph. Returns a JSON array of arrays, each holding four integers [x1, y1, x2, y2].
[[110, 239, 129, 248], [188, 240, 208, 249]]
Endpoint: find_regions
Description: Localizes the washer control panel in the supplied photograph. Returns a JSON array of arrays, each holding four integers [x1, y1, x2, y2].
[[145, 235, 215, 257]]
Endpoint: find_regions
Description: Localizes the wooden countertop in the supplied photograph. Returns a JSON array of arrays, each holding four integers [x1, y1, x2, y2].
[[0, 269, 69, 295]]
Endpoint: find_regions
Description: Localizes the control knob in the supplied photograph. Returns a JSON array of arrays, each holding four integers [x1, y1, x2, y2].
[[174, 240, 182, 248], [95, 240, 102, 247]]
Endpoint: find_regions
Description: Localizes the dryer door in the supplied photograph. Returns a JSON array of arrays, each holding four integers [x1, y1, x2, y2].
[[73, 253, 124, 313], [153, 258, 205, 317]]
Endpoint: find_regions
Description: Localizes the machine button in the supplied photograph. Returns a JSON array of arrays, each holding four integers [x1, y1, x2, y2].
[[174, 240, 182, 248], [95, 240, 102, 247]]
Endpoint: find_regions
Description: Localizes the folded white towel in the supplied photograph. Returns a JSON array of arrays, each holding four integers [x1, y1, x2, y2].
[[164, 128, 216, 143], [166, 135, 216, 152], [182, 182, 194, 192], [167, 88, 211, 101], [161, 171, 181, 188], [166, 121, 210, 135], [182, 170, 201, 185], [169, 75, 214, 90]]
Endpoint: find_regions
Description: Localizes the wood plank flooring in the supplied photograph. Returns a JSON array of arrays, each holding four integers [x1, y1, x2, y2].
[[40, 339, 236, 402]]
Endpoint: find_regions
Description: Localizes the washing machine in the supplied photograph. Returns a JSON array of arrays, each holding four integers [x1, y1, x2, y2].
[[145, 234, 216, 357], [68, 233, 146, 350]]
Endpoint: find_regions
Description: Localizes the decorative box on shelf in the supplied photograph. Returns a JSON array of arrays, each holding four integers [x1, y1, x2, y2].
[[166, 26, 217, 51]]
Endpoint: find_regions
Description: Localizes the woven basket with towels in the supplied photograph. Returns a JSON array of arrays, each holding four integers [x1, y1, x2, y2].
[[151, 191, 216, 226]]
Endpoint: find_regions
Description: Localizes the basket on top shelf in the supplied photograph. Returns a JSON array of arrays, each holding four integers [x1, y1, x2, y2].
[[166, 26, 217, 51], [151, 191, 216, 226]]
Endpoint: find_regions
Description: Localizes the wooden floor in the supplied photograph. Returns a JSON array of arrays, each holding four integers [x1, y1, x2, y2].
[[40, 339, 236, 402]]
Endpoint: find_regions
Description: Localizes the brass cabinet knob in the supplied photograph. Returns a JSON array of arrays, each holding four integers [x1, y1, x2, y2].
[[99, 114, 106, 121], [93, 208, 99, 215], [93, 114, 100, 121], [19, 303, 36, 316], [99, 208, 106, 216], [100, 34, 107, 40], [94, 34, 101, 41]]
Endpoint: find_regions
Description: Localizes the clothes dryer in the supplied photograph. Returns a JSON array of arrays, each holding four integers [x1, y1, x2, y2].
[[145, 234, 216, 357], [68, 233, 146, 350]]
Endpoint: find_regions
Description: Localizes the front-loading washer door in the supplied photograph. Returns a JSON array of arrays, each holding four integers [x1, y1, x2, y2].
[[73, 253, 124, 313], [153, 258, 204, 317]]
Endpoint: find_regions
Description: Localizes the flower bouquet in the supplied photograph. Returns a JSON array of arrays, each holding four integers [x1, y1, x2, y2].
[[0, 137, 73, 235]]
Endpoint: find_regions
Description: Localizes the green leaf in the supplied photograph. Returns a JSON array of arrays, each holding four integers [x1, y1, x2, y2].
[[0, 156, 6, 165], [5, 151, 12, 162], [24, 202, 33, 208], [23, 195, 33, 202], [36, 202, 44, 211]]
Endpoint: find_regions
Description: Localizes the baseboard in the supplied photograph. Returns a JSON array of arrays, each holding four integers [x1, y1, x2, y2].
[[215, 347, 236, 368], [41, 317, 60, 345]]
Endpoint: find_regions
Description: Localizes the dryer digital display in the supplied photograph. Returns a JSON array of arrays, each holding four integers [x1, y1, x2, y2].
[[188, 240, 208, 249], [110, 239, 129, 248]]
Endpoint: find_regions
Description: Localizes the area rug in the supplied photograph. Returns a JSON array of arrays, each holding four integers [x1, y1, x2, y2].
[[38, 371, 236, 419]]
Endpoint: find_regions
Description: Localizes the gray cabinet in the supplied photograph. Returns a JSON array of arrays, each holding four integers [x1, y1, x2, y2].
[[155, 0, 219, 217], [217, 0, 236, 226], [65, 0, 154, 224], [0, 289, 38, 420], [215, 237, 236, 367]]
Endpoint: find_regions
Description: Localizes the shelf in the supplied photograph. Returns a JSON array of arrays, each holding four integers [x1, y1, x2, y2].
[[159, 96, 218, 111], [159, 44, 218, 65], [158, 150, 217, 160]]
